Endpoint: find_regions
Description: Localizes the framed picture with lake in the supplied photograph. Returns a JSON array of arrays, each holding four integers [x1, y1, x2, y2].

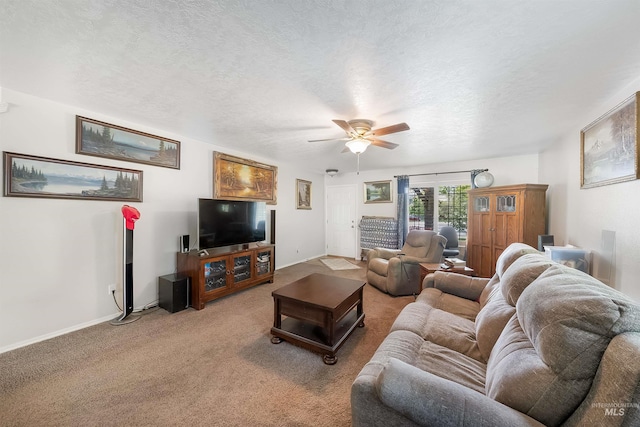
[[580, 92, 639, 189], [3, 152, 143, 202], [364, 180, 393, 203], [76, 116, 180, 169]]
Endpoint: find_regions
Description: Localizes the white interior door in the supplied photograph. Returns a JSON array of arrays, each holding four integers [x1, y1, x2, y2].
[[326, 184, 357, 258]]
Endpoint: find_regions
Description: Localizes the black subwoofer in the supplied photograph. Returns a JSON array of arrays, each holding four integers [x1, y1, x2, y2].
[[158, 274, 190, 313]]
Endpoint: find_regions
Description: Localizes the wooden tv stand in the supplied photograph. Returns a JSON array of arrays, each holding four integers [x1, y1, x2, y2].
[[177, 243, 275, 310]]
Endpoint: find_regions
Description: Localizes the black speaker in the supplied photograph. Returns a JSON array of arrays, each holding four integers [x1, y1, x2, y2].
[[180, 235, 190, 253], [269, 210, 276, 245], [538, 235, 554, 252], [158, 274, 190, 313]]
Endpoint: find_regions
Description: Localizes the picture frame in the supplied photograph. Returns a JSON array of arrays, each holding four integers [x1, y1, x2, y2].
[[4, 151, 143, 202], [213, 152, 278, 204], [580, 92, 639, 189], [364, 180, 393, 203], [76, 116, 180, 169], [296, 179, 312, 209]]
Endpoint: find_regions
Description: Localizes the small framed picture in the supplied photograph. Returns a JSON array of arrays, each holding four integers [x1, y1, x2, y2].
[[296, 179, 312, 209], [364, 180, 392, 203]]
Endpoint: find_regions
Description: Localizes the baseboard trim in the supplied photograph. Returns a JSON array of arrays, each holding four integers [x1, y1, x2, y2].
[[276, 253, 327, 270], [0, 312, 119, 354]]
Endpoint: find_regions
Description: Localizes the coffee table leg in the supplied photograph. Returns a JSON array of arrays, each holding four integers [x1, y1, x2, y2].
[[271, 297, 283, 344], [323, 354, 337, 365]]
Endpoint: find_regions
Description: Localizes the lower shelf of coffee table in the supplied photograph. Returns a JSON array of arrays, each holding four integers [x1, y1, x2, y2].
[[271, 311, 364, 355]]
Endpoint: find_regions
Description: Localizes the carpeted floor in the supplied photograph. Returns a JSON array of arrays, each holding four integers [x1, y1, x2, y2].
[[319, 257, 361, 270], [0, 257, 412, 427]]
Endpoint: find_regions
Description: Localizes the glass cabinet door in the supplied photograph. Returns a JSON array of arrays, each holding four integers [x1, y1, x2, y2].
[[496, 194, 517, 212], [203, 259, 228, 292], [474, 196, 490, 212], [233, 253, 252, 284], [256, 249, 272, 277]]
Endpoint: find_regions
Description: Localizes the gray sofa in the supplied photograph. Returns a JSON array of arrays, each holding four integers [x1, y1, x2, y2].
[[352, 243, 640, 426]]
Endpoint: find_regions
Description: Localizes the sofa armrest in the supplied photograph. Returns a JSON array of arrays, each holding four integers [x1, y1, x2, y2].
[[422, 271, 490, 301], [376, 358, 545, 427], [369, 248, 402, 261]]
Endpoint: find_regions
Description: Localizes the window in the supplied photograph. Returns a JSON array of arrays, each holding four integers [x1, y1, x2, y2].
[[409, 184, 470, 245]]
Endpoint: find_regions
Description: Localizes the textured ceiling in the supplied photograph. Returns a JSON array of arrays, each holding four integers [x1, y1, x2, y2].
[[2, 0, 640, 174]]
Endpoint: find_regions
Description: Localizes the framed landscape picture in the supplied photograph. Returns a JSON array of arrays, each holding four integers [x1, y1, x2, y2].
[[213, 152, 278, 204], [296, 179, 312, 209], [4, 152, 143, 202], [364, 180, 393, 203], [76, 116, 180, 169], [580, 92, 639, 189]]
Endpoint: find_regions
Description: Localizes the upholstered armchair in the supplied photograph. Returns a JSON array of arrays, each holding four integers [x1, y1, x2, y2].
[[366, 230, 447, 296], [439, 226, 460, 258]]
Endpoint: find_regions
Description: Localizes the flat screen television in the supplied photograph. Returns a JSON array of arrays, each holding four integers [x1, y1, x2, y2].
[[198, 198, 267, 250]]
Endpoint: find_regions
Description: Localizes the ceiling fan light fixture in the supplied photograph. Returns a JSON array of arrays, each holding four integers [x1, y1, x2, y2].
[[346, 138, 371, 154]]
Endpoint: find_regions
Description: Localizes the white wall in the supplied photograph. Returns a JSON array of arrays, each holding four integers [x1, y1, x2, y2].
[[0, 88, 325, 352], [540, 78, 640, 302], [325, 154, 541, 256], [325, 154, 541, 221]]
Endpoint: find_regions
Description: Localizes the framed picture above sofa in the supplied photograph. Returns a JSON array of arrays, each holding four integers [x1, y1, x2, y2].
[[580, 92, 639, 189]]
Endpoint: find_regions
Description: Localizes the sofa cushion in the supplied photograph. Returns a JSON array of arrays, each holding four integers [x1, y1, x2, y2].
[[494, 243, 540, 279], [376, 358, 546, 427], [391, 303, 482, 361], [364, 330, 487, 395], [486, 265, 640, 426], [500, 253, 555, 306], [474, 290, 515, 362], [478, 275, 500, 308], [417, 288, 480, 321]]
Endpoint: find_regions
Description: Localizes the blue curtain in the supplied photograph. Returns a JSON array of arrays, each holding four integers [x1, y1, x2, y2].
[[396, 175, 409, 248]]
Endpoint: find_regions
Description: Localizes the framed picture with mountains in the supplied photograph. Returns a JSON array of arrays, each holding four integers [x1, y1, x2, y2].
[[76, 116, 181, 169]]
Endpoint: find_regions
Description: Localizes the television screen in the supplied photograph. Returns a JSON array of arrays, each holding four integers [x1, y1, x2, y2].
[[198, 199, 267, 249]]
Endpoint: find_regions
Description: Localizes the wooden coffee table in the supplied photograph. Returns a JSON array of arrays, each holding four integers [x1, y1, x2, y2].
[[270, 273, 365, 365]]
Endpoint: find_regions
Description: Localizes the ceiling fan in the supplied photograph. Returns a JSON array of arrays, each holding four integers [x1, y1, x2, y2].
[[308, 119, 410, 154]]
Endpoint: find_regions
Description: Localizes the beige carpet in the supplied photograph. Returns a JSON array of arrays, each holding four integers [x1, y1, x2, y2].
[[0, 258, 412, 427], [319, 257, 361, 270]]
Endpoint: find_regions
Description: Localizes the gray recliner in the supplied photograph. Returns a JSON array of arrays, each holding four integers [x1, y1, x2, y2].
[[366, 230, 447, 296], [439, 226, 460, 258]]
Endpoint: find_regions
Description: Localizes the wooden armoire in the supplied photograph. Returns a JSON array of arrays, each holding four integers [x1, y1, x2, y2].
[[466, 184, 548, 278]]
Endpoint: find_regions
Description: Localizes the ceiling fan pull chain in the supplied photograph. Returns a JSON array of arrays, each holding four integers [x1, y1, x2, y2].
[[357, 153, 360, 175]]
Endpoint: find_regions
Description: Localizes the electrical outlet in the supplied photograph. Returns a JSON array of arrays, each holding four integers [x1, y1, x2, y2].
[[107, 285, 115, 295]]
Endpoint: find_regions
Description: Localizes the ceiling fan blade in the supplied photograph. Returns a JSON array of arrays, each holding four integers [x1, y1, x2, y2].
[[368, 122, 410, 137], [332, 119, 357, 136], [308, 137, 350, 142], [369, 138, 399, 150]]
